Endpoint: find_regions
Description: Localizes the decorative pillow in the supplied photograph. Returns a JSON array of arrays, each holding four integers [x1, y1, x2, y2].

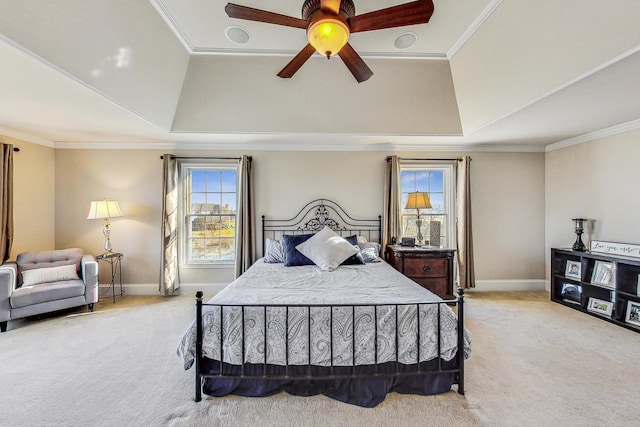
[[341, 235, 365, 265], [21, 264, 79, 287], [361, 247, 381, 263], [282, 233, 315, 267], [264, 238, 285, 263], [295, 226, 359, 271], [357, 235, 368, 244], [358, 242, 382, 263]]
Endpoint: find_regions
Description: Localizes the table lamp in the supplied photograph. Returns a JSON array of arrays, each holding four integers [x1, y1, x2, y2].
[[87, 199, 123, 255], [405, 192, 432, 246]]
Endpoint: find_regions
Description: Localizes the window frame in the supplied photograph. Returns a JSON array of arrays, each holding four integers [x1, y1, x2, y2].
[[179, 160, 239, 268], [400, 163, 456, 248]]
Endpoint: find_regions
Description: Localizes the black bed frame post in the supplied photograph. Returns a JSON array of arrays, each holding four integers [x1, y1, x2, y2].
[[456, 287, 465, 395], [195, 291, 204, 402], [261, 215, 266, 256]]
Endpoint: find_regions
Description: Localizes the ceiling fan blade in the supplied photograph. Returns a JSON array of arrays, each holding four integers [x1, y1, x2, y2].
[[277, 44, 317, 79], [320, 0, 341, 15], [225, 3, 309, 29], [349, 0, 434, 33], [337, 43, 373, 83]]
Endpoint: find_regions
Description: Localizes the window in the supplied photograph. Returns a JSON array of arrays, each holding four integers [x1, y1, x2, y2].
[[181, 162, 238, 265], [400, 164, 455, 247]]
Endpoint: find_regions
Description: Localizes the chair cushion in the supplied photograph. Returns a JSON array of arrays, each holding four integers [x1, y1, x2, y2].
[[10, 279, 86, 309]]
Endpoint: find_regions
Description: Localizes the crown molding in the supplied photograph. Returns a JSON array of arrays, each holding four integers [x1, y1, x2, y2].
[[53, 137, 545, 153], [149, 0, 194, 53], [545, 118, 640, 152], [190, 46, 448, 60], [0, 126, 56, 148], [447, 0, 503, 59]]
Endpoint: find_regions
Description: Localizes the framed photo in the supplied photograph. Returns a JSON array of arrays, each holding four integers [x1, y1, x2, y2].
[[591, 261, 614, 288], [637, 275, 640, 297], [625, 301, 640, 327], [565, 260, 581, 280], [560, 283, 582, 305], [587, 297, 614, 317]]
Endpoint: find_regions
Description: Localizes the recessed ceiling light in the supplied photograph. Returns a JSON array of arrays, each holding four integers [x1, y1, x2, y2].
[[394, 32, 417, 50], [225, 26, 250, 44]]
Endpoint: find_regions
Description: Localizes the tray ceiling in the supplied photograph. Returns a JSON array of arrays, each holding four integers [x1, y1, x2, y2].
[[0, 0, 639, 151]]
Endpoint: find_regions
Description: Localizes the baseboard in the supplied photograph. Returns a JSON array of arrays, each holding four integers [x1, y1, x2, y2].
[[467, 279, 547, 292], [101, 279, 548, 297], [98, 283, 228, 297]]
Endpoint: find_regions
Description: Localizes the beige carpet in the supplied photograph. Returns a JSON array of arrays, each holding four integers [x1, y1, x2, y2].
[[1, 291, 638, 426]]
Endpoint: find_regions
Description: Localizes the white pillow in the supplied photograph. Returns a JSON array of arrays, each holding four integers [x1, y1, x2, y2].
[[296, 226, 359, 271], [21, 264, 79, 287], [264, 238, 285, 263]]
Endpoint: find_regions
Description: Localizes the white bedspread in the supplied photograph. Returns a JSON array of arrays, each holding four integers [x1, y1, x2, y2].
[[178, 259, 471, 370]]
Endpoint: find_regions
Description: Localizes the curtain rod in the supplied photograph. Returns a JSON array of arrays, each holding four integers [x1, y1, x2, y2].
[[386, 156, 467, 161], [160, 155, 250, 160]]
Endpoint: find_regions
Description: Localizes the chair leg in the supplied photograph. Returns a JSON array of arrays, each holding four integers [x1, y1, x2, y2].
[[0, 321, 7, 332], [88, 303, 94, 312]]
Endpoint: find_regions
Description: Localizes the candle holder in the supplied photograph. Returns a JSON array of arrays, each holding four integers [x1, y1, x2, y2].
[[572, 218, 587, 252]]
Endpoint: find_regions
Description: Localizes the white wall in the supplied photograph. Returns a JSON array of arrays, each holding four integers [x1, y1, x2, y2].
[[545, 129, 640, 280], [4, 137, 55, 259], [49, 149, 545, 292]]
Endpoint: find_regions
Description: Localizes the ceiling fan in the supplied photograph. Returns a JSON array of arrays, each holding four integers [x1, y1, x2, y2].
[[225, 0, 435, 83]]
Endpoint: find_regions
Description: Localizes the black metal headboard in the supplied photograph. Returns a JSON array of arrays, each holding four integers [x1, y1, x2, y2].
[[261, 199, 381, 254]]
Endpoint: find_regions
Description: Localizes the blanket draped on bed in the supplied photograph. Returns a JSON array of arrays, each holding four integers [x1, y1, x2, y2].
[[177, 259, 471, 407]]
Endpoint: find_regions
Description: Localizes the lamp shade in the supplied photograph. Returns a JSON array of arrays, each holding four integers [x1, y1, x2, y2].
[[405, 192, 432, 210], [87, 200, 123, 220], [307, 18, 349, 58]]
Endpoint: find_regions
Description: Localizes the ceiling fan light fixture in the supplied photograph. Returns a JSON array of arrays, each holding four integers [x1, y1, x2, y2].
[[307, 18, 349, 58]]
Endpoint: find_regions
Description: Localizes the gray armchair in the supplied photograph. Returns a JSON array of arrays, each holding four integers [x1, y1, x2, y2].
[[0, 248, 98, 332]]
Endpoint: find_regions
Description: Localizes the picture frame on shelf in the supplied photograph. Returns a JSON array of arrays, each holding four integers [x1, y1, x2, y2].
[[565, 260, 581, 280], [560, 283, 582, 305], [587, 297, 614, 317], [590, 240, 640, 259], [625, 301, 640, 327], [591, 260, 615, 288]]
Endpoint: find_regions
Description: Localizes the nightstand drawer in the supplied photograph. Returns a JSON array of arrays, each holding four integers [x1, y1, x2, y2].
[[403, 257, 448, 277], [413, 277, 448, 296]]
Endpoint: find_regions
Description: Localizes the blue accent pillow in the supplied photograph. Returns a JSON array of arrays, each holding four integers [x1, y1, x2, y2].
[[341, 235, 365, 265], [282, 234, 315, 266]]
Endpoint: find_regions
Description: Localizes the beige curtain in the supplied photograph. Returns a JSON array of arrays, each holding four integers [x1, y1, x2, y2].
[[0, 144, 13, 262], [160, 154, 180, 295], [382, 156, 401, 250], [235, 155, 255, 278], [456, 156, 475, 288]]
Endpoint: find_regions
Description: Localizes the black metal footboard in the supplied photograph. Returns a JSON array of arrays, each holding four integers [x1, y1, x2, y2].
[[194, 289, 466, 402]]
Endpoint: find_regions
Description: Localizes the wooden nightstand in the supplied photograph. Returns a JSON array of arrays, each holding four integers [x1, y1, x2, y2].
[[386, 245, 456, 299]]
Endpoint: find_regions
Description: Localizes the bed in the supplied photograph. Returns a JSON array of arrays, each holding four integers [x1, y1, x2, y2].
[[177, 199, 471, 408]]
